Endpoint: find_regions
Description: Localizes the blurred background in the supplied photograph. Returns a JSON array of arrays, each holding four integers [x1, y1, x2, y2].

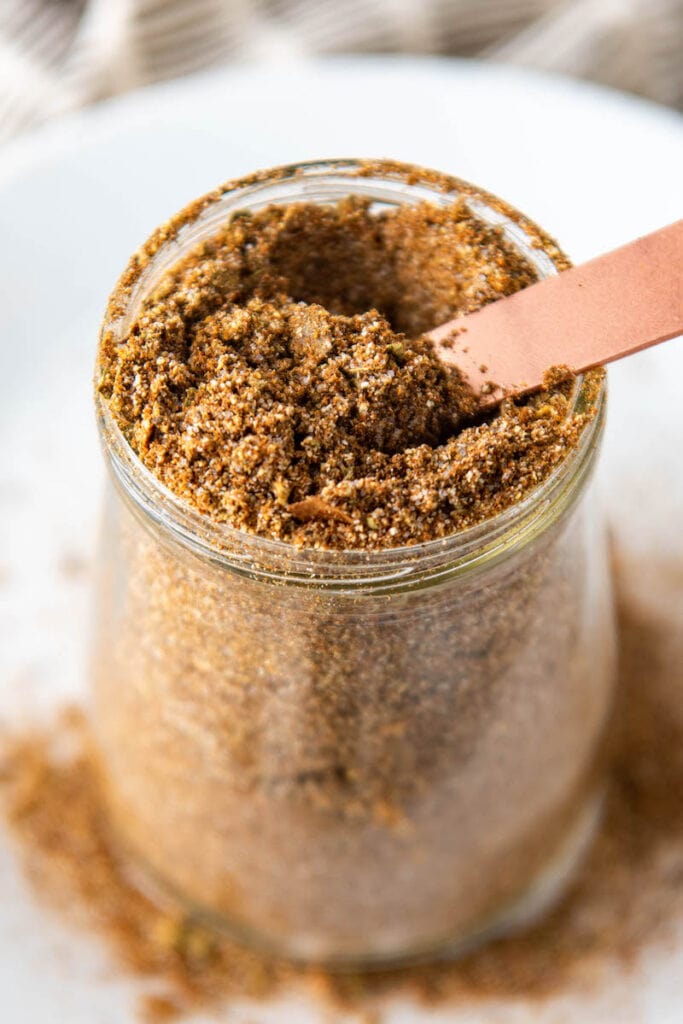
[[1, 0, 682, 144]]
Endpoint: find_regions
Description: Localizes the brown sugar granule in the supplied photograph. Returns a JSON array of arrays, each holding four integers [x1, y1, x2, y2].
[[97, 197, 593, 549], [1, 560, 681, 1021]]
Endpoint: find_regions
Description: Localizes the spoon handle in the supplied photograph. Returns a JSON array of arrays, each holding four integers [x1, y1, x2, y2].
[[429, 219, 683, 407]]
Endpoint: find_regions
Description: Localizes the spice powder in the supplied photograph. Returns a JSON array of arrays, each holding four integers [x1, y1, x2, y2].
[[97, 195, 595, 548]]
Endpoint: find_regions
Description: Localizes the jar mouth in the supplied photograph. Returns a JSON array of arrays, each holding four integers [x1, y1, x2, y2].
[[96, 158, 606, 591]]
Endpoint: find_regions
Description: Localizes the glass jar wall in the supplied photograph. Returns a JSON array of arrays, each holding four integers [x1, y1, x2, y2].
[[92, 161, 616, 965]]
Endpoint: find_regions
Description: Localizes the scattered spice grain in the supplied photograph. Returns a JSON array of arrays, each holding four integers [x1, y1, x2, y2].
[[139, 995, 184, 1024]]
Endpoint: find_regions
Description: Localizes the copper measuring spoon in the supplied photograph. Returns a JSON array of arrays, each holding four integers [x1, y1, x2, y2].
[[428, 219, 683, 408]]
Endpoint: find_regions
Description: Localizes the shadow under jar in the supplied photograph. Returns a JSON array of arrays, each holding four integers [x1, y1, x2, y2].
[[92, 160, 616, 967]]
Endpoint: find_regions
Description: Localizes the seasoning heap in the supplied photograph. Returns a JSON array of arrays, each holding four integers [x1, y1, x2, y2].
[[98, 196, 591, 548]]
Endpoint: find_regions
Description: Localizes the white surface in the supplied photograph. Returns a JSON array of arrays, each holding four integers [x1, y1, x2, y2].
[[0, 57, 682, 1023]]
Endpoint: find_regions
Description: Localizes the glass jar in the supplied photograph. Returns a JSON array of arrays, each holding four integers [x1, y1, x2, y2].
[[92, 160, 616, 966]]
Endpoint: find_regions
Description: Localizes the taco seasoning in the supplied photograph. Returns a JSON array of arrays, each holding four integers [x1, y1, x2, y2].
[[92, 159, 616, 965]]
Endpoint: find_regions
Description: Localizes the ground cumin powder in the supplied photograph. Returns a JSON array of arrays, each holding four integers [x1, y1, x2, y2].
[[0, 562, 681, 1022], [97, 195, 590, 548]]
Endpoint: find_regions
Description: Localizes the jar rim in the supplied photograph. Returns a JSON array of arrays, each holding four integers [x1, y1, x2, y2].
[[96, 158, 606, 591]]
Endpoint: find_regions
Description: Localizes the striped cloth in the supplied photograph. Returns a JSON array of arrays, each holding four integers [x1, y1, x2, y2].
[[1, 0, 682, 143]]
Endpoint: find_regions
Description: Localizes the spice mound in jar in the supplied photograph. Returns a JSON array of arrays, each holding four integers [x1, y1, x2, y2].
[[97, 195, 592, 549]]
